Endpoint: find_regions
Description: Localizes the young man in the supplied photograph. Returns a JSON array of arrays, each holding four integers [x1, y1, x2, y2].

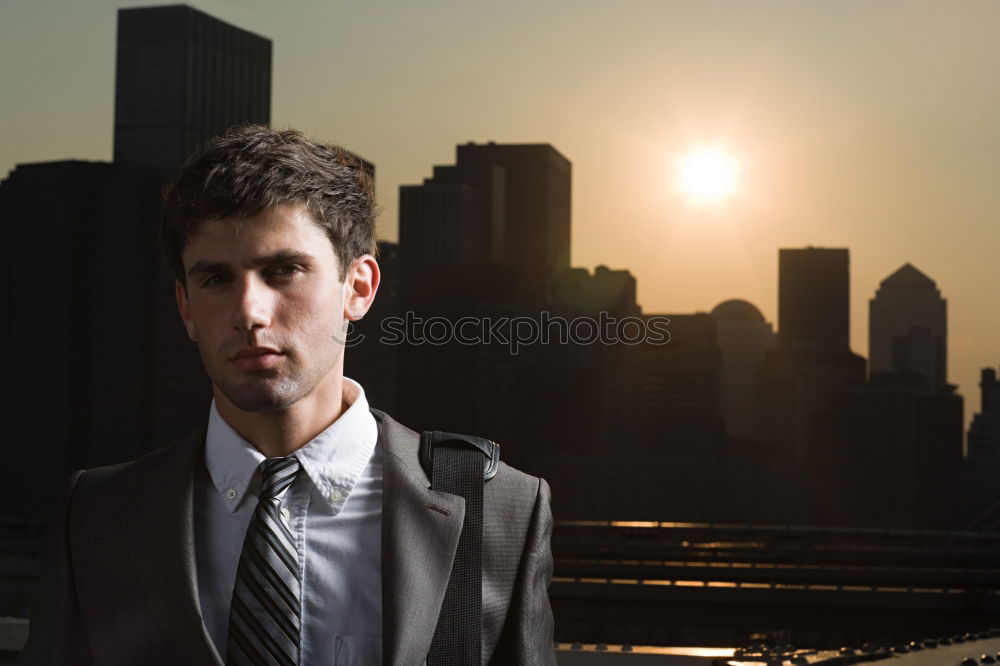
[[21, 126, 555, 665]]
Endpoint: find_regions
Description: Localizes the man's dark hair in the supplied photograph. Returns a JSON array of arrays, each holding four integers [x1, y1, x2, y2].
[[161, 124, 377, 291]]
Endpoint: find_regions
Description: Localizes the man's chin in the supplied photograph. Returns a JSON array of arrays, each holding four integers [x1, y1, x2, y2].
[[216, 382, 300, 413]]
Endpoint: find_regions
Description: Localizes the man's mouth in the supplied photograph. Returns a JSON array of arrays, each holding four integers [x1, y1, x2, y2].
[[230, 347, 285, 370], [231, 346, 282, 360]]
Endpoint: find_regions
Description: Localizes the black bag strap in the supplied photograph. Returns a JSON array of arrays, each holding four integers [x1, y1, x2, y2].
[[420, 431, 500, 666]]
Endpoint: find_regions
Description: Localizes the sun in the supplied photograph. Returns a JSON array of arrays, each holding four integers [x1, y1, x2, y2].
[[674, 147, 741, 205]]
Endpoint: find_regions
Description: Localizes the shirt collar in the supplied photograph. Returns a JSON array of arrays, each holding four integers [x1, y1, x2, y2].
[[204, 377, 378, 515]]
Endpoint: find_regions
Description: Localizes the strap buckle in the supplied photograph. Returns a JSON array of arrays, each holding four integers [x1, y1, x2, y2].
[[420, 431, 501, 482]]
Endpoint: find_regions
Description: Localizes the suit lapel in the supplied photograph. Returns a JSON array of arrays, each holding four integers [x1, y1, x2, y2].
[[127, 429, 223, 665], [120, 409, 460, 666], [376, 409, 466, 666]]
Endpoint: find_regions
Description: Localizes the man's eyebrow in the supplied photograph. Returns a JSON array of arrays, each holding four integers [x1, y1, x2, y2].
[[187, 250, 315, 277]]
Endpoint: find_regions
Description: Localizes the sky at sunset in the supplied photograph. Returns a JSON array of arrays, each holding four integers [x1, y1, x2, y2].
[[3, 0, 999, 432]]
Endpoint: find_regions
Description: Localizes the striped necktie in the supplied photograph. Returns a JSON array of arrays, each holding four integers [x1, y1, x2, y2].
[[227, 456, 303, 665]]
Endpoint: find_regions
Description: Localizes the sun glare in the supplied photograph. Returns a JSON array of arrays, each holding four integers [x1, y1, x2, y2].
[[675, 147, 741, 205]]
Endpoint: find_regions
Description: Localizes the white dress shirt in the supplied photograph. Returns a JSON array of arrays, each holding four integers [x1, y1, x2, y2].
[[193, 377, 382, 664]]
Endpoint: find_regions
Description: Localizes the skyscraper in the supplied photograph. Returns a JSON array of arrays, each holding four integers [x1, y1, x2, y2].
[[778, 247, 850, 352], [114, 4, 272, 170], [399, 141, 571, 308], [394, 142, 571, 471], [761, 247, 865, 521], [869, 263, 947, 389], [965, 368, 1000, 527]]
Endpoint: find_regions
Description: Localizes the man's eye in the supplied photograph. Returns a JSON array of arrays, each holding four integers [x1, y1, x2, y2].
[[268, 265, 301, 280], [202, 274, 229, 287]]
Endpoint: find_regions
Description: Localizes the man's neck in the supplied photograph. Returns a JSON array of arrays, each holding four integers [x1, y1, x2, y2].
[[214, 377, 350, 458]]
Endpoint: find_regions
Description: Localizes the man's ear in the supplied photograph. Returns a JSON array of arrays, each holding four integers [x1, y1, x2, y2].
[[344, 255, 380, 321], [175, 280, 197, 341]]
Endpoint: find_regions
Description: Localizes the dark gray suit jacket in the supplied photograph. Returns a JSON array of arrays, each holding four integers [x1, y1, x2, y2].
[[20, 408, 556, 665]]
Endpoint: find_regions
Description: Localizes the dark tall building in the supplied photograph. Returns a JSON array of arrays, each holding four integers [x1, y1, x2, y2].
[[754, 248, 866, 522], [114, 4, 272, 170], [869, 263, 947, 390], [965, 368, 1000, 528], [395, 142, 572, 461], [766, 248, 864, 464], [778, 247, 849, 352], [399, 142, 571, 308]]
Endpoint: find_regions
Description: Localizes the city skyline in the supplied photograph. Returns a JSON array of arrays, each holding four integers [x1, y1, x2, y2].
[[3, 0, 999, 432], [3, 5, 996, 655]]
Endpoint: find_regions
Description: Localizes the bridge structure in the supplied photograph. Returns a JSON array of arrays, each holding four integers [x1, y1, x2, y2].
[[551, 520, 1000, 649]]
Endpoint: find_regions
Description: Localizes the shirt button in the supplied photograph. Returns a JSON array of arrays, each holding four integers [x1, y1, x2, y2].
[[226, 489, 237, 500], [330, 490, 343, 503], [280, 507, 290, 520]]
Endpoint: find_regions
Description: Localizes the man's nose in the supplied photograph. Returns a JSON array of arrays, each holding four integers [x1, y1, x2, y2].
[[231, 274, 274, 332]]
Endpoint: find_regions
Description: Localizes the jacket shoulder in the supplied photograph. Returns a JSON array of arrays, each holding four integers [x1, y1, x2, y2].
[[71, 429, 204, 508], [369, 407, 544, 499]]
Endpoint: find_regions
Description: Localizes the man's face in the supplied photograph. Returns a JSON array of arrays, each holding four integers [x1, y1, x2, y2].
[[176, 203, 369, 413]]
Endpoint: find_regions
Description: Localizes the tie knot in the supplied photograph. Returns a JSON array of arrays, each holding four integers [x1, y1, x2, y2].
[[258, 456, 300, 499]]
